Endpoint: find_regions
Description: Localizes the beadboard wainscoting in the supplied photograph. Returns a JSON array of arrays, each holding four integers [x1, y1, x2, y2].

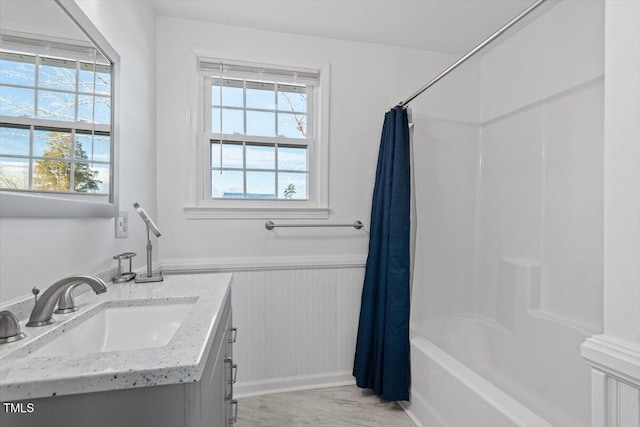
[[162, 257, 366, 397], [231, 267, 365, 396], [582, 336, 640, 427], [590, 370, 640, 427]]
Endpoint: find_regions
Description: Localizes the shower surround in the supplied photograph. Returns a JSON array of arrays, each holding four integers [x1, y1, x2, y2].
[[405, 1, 604, 426]]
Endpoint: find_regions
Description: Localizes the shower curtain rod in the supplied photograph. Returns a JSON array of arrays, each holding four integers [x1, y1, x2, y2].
[[397, 0, 547, 108]]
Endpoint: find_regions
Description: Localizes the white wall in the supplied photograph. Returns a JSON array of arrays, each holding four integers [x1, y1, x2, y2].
[[0, 0, 157, 304], [601, 0, 640, 349], [582, 2, 640, 426], [154, 17, 479, 392], [155, 17, 479, 266]]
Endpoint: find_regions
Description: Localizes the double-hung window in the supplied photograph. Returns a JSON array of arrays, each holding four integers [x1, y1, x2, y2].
[[0, 36, 111, 196], [191, 59, 329, 219]]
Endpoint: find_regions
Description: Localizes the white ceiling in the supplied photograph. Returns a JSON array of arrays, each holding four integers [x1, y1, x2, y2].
[[151, 0, 543, 54]]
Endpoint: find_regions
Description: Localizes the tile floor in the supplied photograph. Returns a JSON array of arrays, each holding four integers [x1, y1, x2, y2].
[[235, 384, 415, 426]]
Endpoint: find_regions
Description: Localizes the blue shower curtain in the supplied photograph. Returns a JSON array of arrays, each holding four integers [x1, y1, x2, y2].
[[353, 106, 411, 401]]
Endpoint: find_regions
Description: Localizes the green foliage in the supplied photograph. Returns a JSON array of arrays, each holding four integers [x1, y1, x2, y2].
[[284, 183, 296, 199], [33, 132, 101, 192]]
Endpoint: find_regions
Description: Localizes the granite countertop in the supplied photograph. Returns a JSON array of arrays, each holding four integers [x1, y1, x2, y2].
[[0, 273, 232, 402]]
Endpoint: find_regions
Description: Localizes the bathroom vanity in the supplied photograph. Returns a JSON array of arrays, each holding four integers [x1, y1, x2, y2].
[[0, 273, 236, 427]]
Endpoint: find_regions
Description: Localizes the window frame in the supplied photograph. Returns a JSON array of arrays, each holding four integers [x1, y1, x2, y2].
[[0, 0, 119, 218], [184, 56, 330, 220], [204, 76, 313, 201], [0, 51, 112, 196]]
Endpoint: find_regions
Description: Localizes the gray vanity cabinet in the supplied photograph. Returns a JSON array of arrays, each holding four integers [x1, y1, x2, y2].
[[186, 290, 236, 427], [2, 290, 236, 427]]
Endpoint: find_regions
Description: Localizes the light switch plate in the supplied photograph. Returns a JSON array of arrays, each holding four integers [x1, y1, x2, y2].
[[115, 211, 128, 238]]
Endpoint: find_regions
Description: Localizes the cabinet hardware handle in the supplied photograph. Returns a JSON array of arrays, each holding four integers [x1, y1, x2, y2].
[[232, 364, 238, 384], [224, 357, 233, 400], [228, 399, 238, 424], [228, 327, 238, 344]]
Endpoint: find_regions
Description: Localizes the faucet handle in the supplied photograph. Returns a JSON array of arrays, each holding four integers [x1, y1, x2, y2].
[[0, 310, 26, 344], [32, 287, 40, 304]]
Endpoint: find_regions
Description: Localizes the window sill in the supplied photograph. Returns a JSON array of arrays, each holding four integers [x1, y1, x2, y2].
[[183, 204, 330, 220], [0, 191, 117, 218]]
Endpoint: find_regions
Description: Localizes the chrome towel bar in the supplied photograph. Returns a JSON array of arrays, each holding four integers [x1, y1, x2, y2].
[[265, 220, 364, 231]]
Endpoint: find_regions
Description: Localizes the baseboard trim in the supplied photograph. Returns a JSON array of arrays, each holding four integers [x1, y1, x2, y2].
[[161, 255, 367, 273], [581, 334, 640, 387], [234, 371, 355, 398]]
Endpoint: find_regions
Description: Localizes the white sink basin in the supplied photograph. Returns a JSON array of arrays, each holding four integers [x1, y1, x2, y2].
[[29, 302, 195, 357]]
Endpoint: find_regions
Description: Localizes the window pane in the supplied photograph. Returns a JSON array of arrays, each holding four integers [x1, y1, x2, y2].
[[78, 63, 110, 94], [278, 146, 307, 171], [32, 159, 71, 191], [246, 81, 275, 110], [212, 108, 244, 135], [93, 134, 111, 162], [0, 53, 35, 86], [246, 171, 275, 199], [278, 85, 306, 113], [278, 172, 307, 199], [246, 144, 274, 170], [212, 78, 243, 108], [278, 112, 306, 138], [0, 157, 29, 189], [95, 66, 111, 96], [212, 108, 220, 133], [211, 142, 220, 168], [211, 169, 243, 198], [77, 95, 94, 123], [0, 126, 30, 156], [38, 57, 76, 91], [74, 162, 106, 193], [94, 96, 111, 125], [78, 62, 111, 95], [222, 108, 244, 134], [222, 85, 243, 107], [246, 110, 275, 137], [76, 133, 110, 163], [34, 130, 73, 159], [211, 142, 243, 169], [75, 133, 92, 159], [78, 66, 95, 93], [0, 86, 35, 117], [78, 95, 111, 125], [37, 90, 75, 121]]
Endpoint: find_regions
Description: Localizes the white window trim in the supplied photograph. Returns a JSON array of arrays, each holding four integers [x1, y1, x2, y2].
[[184, 54, 330, 220], [0, 0, 119, 218]]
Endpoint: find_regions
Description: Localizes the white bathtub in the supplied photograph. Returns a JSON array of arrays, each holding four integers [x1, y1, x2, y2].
[[402, 314, 590, 427]]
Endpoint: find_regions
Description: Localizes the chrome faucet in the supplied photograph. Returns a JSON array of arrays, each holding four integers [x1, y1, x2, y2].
[[54, 282, 82, 314], [26, 275, 107, 327]]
